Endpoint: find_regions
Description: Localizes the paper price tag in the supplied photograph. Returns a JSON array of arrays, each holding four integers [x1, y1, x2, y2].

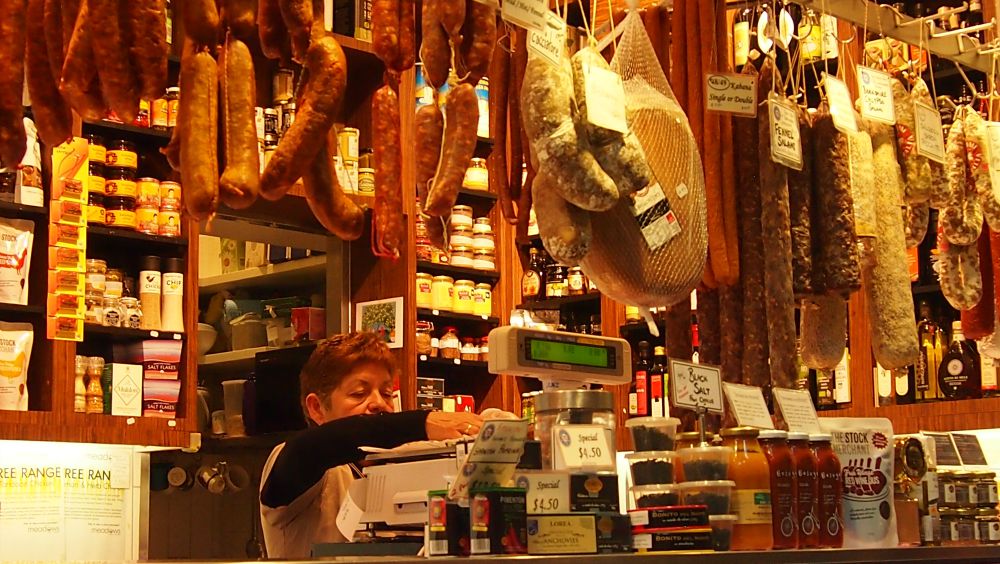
[[772, 388, 821, 433], [336, 479, 368, 541], [467, 420, 529, 464], [915, 102, 946, 164], [857, 65, 895, 125], [515, 472, 571, 514], [723, 383, 775, 429], [552, 424, 614, 470], [527, 10, 566, 67], [629, 182, 681, 251], [501, 0, 549, 32], [670, 360, 724, 414], [768, 93, 803, 170], [583, 64, 629, 134], [705, 73, 758, 117], [822, 73, 858, 133]]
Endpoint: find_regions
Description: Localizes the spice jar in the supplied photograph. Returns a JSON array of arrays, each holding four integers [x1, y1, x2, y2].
[[450, 225, 474, 248], [416, 273, 433, 309], [105, 197, 137, 230], [430, 276, 454, 311], [450, 246, 474, 268], [545, 265, 566, 297], [85, 133, 106, 164], [84, 295, 103, 324], [977, 508, 1000, 544], [105, 167, 137, 198], [87, 192, 106, 224], [451, 205, 473, 227], [472, 231, 495, 252], [473, 250, 495, 271], [105, 268, 124, 299], [479, 336, 489, 363], [452, 280, 475, 314], [463, 158, 488, 190], [472, 217, 492, 234], [121, 297, 142, 329], [460, 338, 479, 362], [789, 431, 819, 548], [721, 426, 774, 551], [534, 390, 616, 470], [567, 267, 586, 295], [439, 327, 461, 360], [473, 283, 492, 317], [102, 296, 123, 327], [758, 430, 796, 549], [976, 471, 999, 506], [86, 259, 107, 295], [106, 139, 137, 169], [89, 161, 106, 196], [416, 320, 434, 356]]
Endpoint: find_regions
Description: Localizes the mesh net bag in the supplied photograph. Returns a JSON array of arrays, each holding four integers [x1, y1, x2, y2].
[[580, 11, 707, 309]]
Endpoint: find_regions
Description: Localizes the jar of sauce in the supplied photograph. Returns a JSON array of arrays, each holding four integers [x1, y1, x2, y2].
[[811, 433, 844, 548], [158, 209, 181, 237], [473, 283, 492, 317], [136, 177, 160, 208], [452, 280, 475, 314], [415, 236, 433, 262], [136, 206, 159, 234], [977, 508, 1000, 544], [89, 161, 106, 196], [105, 197, 137, 230], [759, 429, 796, 549], [105, 167, 137, 198], [567, 267, 586, 295], [106, 139, 137, 169], [430, 276, 454, 311], [721, 426, 774, 550], [416, 273, 433, 309], [450, 205, 474, 227], [85, 133, 106, 164], [151, 95, 169, 130], [415, 320, 434, 356], [165, 87, 180, 128], [545, 265, 566, 297], [439, 327, 460, 360], [789, 431, 819, 547], [87, 192, 106, 225]]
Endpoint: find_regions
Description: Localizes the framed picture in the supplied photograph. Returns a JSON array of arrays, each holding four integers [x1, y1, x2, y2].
[[355, 297, 404, 349]]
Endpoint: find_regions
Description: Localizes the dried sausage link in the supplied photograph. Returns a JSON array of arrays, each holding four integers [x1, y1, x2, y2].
[[126, 0, 169, 100], [179, 50, 219, 220], [26, 0, 72, 146], [219, 36, 260, 210], [373, 84, 404, 258], [303, 140, 365, 241], [425, 83, 479, 217]]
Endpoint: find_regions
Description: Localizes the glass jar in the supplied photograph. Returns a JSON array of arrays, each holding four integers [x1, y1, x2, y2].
[[105, 167, 137, 199], [479, 336, 489, 363], [473, 250, 495, 271], [416, 236, 434, 262], [473, 283, 492, 317], [105, 268, 125, 299], [85, 133, 106, 164], [439, 327, 461, 360], [102, 296, 123, 327], [758, 430, 796, 549], [977, 472, 999, 506], [106, 139, 137, 169], [463, 158, 488, 190], [450, 225, 474, 249], [460, 338, 479, 361], [87, 190, 106, 225], [978, 508, 1000, 544], [452, 279, 475, 314], [941, 508, 978, 546], [567, 267, 586, 295], [721, 426, 774, 550], [472, 231, 495, 252], [472, 217, 492, 234], [165, 87, 180, 128], [430, 276, 454, 311], [105, 197, 137, 230], [811, 433, 844, 549], [534, 390, 616, 471], [789, 431, 819, 548], [546, 265, 566, 297], [84, 295, 103, 324], [121, 297, 142, 329], [416, 320, 434, 356], [430, 337, 440, 358], [450, 246, 474, 268], [940, 471, 958, 508], [451, 205, 474, 228], [955, 472, 978, 508], [86, 259, 107, 295], [416, 273, 433, 309]]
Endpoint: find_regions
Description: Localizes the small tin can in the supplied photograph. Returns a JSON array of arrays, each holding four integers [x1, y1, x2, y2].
[[159, 181, 181, 210], [158, 209, 181, 237], [105, 167, 137, 198], [151, 97, 169, 130], [88, 161, 106, 196], [106, 139, 137, 169], [105, 197, 136, 230], [358, 167, 375, 196], [87, 192, 106, 225], [338, 127, 360, 161], [84, 133, 106, 164], [136, 206, 159, 234], [136, 177, 160, 208]]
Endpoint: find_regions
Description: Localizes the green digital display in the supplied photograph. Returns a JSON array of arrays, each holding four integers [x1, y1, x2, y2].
[[526, 338, 611, 368]]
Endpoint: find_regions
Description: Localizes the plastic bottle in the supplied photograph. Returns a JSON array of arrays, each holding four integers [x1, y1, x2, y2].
[[139, 255, 162, 330], [161, 257, 184, 332]]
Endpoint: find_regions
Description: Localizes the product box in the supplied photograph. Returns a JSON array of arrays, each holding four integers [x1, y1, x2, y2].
[[570, 473, 619, 513], [629, 506, 709, 530], [291, 307, 326, 341], [454, 394, 475, 413], [417, 394, 443, 411], [47, 293, 84, 318], [198, 235, 223, 279], [143, 379, 181, 419], [48, 270, 84, 295], [114, 340, 182, 380], [354, 0, 372, 41], [632, 527, 713, 552], [469, 487, 527, 555], [416, 377, 445, 397], [526, 513, 632, 555], [46, 316, 82, 341], [220, 238, 245, 273], [427, 490, 470, 557], [244, 241, 267, 269], [105, 363, 142, 417]]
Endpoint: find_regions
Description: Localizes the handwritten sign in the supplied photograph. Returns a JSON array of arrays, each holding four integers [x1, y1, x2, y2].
[[527, 10, 567, 67], [857, 65, 895, 125], [501, 0, 548, 32], [772, 388, 822, 433], [915, 102, 946, 164], [468, 420, 529, 464], [670, 360, 723, 414], [723, 383, 775, 429], [583, 64, 628, 134], [515, 472, 571, 514], [823, 73, 858, 133], [768, 93, 803, 170], [552, 424, 615, 471], [705, 73, 758, 117]]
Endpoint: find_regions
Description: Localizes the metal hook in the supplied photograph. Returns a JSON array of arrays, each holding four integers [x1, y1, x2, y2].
[[952, 60, 981, 98]]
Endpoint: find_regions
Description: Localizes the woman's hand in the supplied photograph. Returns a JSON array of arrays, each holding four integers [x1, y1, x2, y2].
[[426, 411, 485, 440]]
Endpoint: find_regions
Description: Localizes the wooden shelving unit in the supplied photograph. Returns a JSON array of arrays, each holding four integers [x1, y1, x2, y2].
[[416, 260, 500, 284], [199, 255, 327, 295], [82, 119, 172, 141], [418, 356, 489, 370], [88, 224, 188, 247], [416, 307, 499, 325], [517, 293, 602, 311], [0, 200, 47, 220], [84, 324, 185, 341]]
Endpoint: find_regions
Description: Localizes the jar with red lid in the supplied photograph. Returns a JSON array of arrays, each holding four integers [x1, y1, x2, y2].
[[811, 433, 843, 548], [759, 429, 796, 549], [789, 431, 819, 548]]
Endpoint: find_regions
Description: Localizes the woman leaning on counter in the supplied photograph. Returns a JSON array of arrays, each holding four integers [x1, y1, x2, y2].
[[259, 331, 484, 558]]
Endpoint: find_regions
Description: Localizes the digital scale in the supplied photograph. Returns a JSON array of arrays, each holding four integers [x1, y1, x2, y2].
[[487, 326, 632, 387]]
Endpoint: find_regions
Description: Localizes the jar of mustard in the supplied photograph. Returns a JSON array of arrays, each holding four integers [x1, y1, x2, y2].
[[472, 231, 495, 252], [450, 246, 474, 268], [473, 283, 492, 317], [463, 158, 488, 190], [472, 217, 492, 234], [452, 280, 475, 314], [450, 225, 474, 248], [473, 249, 495, 271], [430, 275, 454, 311], [416, 273, 433, 308], [451, 205, 474, 227]]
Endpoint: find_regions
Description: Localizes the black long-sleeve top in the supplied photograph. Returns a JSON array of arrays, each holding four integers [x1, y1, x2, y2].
[[260, 410, 430, 508]]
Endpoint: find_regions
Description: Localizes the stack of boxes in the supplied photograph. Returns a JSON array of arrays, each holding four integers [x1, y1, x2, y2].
[[416, 376, 475, 413], [113, 340, 182, 418]]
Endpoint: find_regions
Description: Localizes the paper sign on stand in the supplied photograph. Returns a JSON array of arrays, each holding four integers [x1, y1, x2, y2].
[[515, 472, 571, 514], [670, 360, 724, 414], [448, 420, 529, 500], [857, 65, 895, 125], [551, 424, 615, 471], [501, 0, 548, 32], [705, 73, 758, 117], [772, 388, 822, 434], [722, 383, 775, 429]]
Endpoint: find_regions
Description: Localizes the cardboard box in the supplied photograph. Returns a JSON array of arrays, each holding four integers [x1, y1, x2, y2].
[[198, 235, 222, 279], [570, 473, 619, 513], [105, 363, 142, 417], [454, 395, 475, 413], [354, 0, 372, 41], [469, 487, 527, 555], [291, 307, 326, 341], [114, 340, 182, 380], [632, 527, 713, 552], [143, 379, 181, 419], [629, 506, 709, 530], [526, 513, 632, 555], [417, 394, 443, 411], [220, 238, 245, 273], [245, 241, 268, 269], [416, 377, 445, 397]]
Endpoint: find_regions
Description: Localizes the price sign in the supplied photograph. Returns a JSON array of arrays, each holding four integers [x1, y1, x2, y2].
[[514, 472, 570, 515], [723, 383, 775, 429], [915, 102, 946, 164], [857, 65, 895, 125], [670, 360, 724, 414], [551, 424, 615, 470], [823, 73, 858, 133], [501, 0, 548, 32], [768, 93, 803, 171], [772, 388, 821, 433], [705, 72, 758, 117], [527, 10, 567, 67], [467, 420, 529, 464]]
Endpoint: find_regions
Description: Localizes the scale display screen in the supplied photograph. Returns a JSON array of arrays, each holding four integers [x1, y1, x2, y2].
[[525, 337, 613, 369]]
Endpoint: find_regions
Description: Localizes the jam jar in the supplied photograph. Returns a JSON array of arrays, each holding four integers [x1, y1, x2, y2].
[[416, 320, 434, 356], [439, 327, 461, 360], [106, 139, 137, 169], [416, 273, 433, 309], [87, 191, 106, 225], [450, 205, 474, 227], [89, 161, 106, 196], [105, 197, 137, 230], [105, 167, 137, 198], [463, 158, 488, 190], [85, 133, 106, 164]]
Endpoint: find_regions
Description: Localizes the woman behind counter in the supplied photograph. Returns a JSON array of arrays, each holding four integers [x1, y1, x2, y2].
[[259, 331, 484, 558]]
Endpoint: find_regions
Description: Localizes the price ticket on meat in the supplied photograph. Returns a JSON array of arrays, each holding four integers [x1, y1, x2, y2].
[[552, 424, 615, 471], [669, 360, 723, 414], [914, 101, 946, 164], [527, 10, 567, 67], [856, 65, 895, 125], [768, 93, 803, 170], [822, 73, 858, 133], [514, 472, 570, 515], [501, 0, 548, 31]]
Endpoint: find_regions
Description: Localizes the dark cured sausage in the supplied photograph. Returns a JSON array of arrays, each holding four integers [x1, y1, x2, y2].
[[279, 0, 312, 62], [490, 42, 515, 224], [224, 0, 256, 40], [219, 36, 260, 210], [438, 0, 464, 42], [415, 103, 443, 203], [372, 0, 400, 71], [26, 0, 72, 146], [789, 114, 814, 297], [719, 283, 743, 384], [182, 0, 221, 48], [961, 229, 995, 340], [508, 28, 527, 202], [0, 0, 26, 168], [303, 140, 364, 241], [397, 0, 415, 71], [126, 0, 169, 100], [43, 0, 63, 84], [259, 0, 290, 60], [698, 288, 721, 366], [59, 1, 104, 121], [179, 50, 219, 220], [61, 0, 80, 57], [424, 83, 478, 217], [373, 84, 404, 258], [458, 0, 496, 86], [89, 0, 139, 122], [420, 0, 450, 89]]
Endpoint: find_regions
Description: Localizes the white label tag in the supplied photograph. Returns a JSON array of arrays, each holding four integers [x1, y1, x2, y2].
[[915, 102, 946, 164], [551, 424, 614, 470], [632, 533, 653, 550], [583, 64, 629, 134], [768, 93, 803, 170], [670, 360, 724, 414], [857, 65, 896, 124], [705, 73, 758, 117], [985, 122, 1000, 191], [501, 0, 548, 32], [336, 478, 368, 542], [467, 420, 529, 464], [514, 472, 571, 514], [527, 11, 566, 67], [628, 182, 681, 250], [772, 388, 822, 433], [723, 382, 775, 429], [823, 73, 858, 133]]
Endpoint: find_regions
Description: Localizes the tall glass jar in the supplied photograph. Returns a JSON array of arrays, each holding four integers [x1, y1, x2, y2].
[[758, 430, 796, 549], [789, 431, 819, 548], [534, 390, 615, 471], [812, 433, 844, 548], [721, 426, 774, 550]]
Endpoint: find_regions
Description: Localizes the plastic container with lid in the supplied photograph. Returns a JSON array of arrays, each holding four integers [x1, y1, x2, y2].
[[977, 508, 1000, 544], [430, 276, 454, 311], [631, 484, 682, 509], [710, 514, 737, 551], [721, 426, 774, 550], [472, 217, 492, 234], [450, 247, 474, 268], [463, 158, 488, 190], [625, 417, 681, 451], [452, 280, 475, 314], [789, 431, 819, 548], [625, 451, 678, 486], [450, 225, 474, 248], [811, 432, 844, 548], [677, 445, 730, 481], [415, 273, 433, 308], [758, 429, 796, 549], [534, 390, 615, 470], [439, 327, 460, 360], [473, 249, 495, 271], [679, 480, 736, 515], [451, 205, 474, 227], [473, 283, 492, 317]]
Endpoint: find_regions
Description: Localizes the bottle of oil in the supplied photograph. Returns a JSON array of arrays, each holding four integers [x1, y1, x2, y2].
[[650, 346, 668, 418], [629, 341, 651, 418], [915, 301, 943, 402], [938, 321, 981, 400]]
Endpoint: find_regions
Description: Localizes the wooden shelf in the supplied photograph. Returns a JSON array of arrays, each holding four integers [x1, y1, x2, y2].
[[82, 119, 172, 141], [198, 346, 270, 371], [88, 224, 188, 247], [517, 293, 601, 310], [334, 32, 376, 56], [416, 260, 499, 284], [199, 255, 327, 295], [197, 430, 295, 451], [416, 307, 499, 325], [819, 396, 1000, 434], [85, 324, 184, 341], [457, 187, 498, 203], [0, 200, 47, 221], [0, 409, 194, 447], [0, 302, 44, 316], [418, 356, 490, 370]]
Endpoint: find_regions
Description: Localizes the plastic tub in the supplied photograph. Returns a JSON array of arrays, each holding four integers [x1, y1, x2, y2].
[[631, 484, 682, 509], [625, 416, 682, 451], [677, 446, 730, 481], [679, 480, 735, 515], [222, 379, 247, 437], [626, 451, 679, 486], [709, 514, 737, 551]]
